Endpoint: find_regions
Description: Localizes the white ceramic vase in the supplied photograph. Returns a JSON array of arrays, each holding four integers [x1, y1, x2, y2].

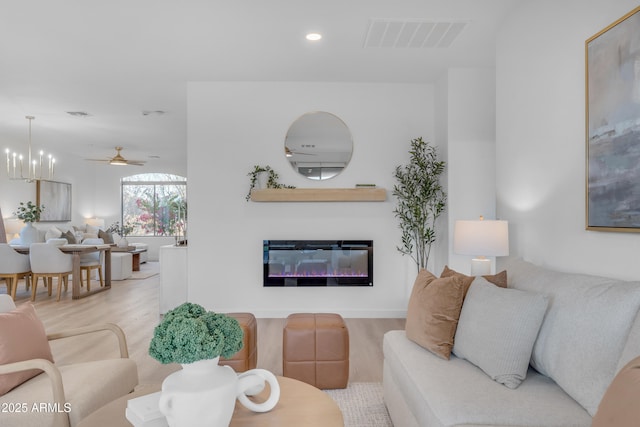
[[117, 237, 129, 248], [159, 357, 280, 427], [19, 222, 39, 246], [256, 171, 268, 189]]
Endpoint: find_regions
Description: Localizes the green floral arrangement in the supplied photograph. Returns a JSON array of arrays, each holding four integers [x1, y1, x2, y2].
[[149, 302, 244, 364], [13, 201, 45, 223], [107, 221, 135, 237]]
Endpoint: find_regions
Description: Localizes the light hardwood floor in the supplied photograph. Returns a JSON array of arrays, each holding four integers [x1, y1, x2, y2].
[[5, 262, 405, 385]]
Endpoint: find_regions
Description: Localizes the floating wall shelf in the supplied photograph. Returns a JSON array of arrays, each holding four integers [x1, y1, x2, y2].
[[250, 188, 387, 202]]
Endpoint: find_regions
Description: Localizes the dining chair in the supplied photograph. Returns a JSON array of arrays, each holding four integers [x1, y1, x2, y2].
[[0, 243, 31, 299], [80, 238, 105, 291], [29, 243, 73, 302]]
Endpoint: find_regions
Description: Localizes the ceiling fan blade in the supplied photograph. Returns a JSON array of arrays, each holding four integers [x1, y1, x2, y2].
[[85, 147, 147, 166]]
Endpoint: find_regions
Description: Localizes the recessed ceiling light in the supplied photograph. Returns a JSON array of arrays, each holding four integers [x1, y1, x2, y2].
[[306, 33, 322, 41]]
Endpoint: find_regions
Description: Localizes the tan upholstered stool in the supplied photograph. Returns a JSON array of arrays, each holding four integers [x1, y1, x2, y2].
[[283, 313, 349, 389], [219, 312, 257, 372]]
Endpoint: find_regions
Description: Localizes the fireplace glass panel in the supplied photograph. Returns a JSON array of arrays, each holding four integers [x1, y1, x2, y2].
[[263, 240, 373, 286]]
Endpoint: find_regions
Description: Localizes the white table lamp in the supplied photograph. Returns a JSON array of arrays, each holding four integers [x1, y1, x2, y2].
[[4, 218, 23, 241], [453, 217, 509, 276], [85, 217, 105, 229]]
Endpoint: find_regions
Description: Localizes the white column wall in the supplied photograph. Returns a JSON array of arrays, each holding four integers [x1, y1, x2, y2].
[[440, 68, 498, 274]]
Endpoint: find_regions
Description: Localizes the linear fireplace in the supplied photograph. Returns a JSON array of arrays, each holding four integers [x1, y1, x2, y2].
[[263, 240, 373, 286]]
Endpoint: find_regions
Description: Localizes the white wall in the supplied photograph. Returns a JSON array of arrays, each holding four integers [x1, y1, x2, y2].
[[187, 82, 434, 317], [496, 0, 640, 280], [445, 68, 498, 273]]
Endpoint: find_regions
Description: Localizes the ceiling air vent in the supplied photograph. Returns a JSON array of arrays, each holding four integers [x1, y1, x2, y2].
[[364, 19, 467, 48]]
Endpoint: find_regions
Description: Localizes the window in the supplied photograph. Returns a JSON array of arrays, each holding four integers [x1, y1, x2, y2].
[[121, 173, 187, 237]]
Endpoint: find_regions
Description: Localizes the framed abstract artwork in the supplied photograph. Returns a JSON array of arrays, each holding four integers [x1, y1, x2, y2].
[[36, 180, 72, 222], [586, 6, 640, 232]]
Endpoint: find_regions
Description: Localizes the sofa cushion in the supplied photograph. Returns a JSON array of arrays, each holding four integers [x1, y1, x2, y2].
[[505, 258, 640, 415], [452, 277, 548, 389], [44, 226, 63, 241], [405, 269, 473, 360], [0, 303, 54, 396], [383, 330, 592, 427], [440, 265, 508, 289]]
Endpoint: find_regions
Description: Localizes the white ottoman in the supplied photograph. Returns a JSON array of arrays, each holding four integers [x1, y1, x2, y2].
[[111, 252, 133, 280]]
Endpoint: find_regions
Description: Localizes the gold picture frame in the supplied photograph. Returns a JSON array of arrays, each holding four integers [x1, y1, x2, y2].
[[586, 6, 640, 232]]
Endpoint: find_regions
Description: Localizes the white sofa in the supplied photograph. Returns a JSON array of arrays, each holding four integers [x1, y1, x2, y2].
[[383, 258, 640, 427]]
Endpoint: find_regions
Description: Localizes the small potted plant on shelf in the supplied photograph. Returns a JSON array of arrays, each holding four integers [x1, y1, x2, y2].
[[13, 201, 45, 245], [246, 165, 295, 201]]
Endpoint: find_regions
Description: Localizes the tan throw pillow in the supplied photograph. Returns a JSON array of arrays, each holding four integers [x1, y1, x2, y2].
[[592, 356, 640, 427], [405, 269, 473, 360], [441, 265, 508, 289], [0, 303, 54, 396]]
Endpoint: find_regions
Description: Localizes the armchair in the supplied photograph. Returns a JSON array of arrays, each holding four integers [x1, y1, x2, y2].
[[0, 295, 138, 427]]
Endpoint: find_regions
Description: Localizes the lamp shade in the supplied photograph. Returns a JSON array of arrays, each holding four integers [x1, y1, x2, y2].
[[453, 219, 509, 256], [4, 218, 23, 235], [85, 217, 105, 229]]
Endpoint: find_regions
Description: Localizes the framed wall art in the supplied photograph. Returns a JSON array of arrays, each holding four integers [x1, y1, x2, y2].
[[36, 180, 72, 222], [586, 6, 640, 232]]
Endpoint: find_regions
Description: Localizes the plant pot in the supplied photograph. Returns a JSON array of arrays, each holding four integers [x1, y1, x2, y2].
[[159, 357, 280, 427], [19, 222, 39, 246], [256, 171, 269, 189]]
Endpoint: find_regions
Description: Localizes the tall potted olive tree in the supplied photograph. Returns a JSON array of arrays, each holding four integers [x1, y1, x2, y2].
[[393, 137, 446, 270]]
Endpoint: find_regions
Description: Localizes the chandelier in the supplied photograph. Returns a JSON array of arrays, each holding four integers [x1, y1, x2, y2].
[[4, 116, 56, 181]]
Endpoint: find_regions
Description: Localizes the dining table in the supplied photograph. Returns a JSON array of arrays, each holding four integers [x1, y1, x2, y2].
[[13, 244, 112, 299]]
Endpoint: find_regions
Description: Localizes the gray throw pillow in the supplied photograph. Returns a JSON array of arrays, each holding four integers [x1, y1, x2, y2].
[[98, 229, 114, 244], [62, 230, 76, 244], [452, 277, 548, 389]]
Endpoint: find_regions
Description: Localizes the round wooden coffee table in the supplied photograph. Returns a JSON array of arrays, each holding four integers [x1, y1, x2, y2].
[[77, 376, 344, 427]]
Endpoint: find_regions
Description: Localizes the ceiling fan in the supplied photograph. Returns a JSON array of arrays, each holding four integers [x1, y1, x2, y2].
[[86, 146, 146, 166]]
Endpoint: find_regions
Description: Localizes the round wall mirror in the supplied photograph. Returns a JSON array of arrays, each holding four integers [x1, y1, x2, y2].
[[284, 111, 353, 180]]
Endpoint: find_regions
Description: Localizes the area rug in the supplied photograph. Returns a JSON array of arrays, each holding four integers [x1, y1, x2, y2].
[[128, 270, 159, 280], [325, 382, 393, 427]]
